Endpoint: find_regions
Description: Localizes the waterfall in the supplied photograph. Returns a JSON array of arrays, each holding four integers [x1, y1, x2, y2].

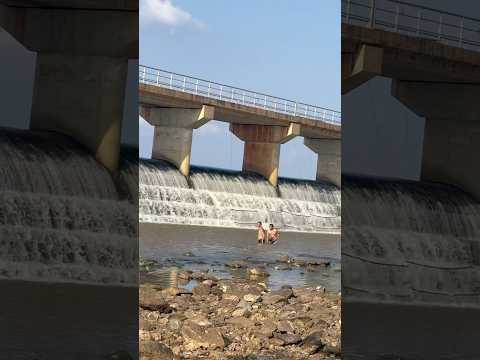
[[342, 175, 480, 308], [139, 158, 341, 233], [0, 128, 138, 286]]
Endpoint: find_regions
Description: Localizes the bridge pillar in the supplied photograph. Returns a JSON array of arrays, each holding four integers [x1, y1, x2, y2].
[[231, 123, 300, 187], [392, 81, 480, 200], [0, 4, 137, 172], [142, 105, 215, 176], [304, 138, 341, 187], [342, 44, 383, 94]]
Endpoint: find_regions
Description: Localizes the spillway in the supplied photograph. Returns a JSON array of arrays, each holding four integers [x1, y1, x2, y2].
[[342, 175, 480, 308], [139, 158, 341, 233], [0, 128, 137, 286]]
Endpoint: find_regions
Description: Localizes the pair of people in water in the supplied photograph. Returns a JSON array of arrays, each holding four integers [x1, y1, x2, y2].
[[256, 221, 279, 244]]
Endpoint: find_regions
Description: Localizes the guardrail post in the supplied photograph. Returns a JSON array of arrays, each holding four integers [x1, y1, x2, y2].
[[305, 105, 308, 116], [314, 107, 317, 119], [156, 70, 159, 85], [219, 86, 223, 99], [264, 95, 267, 109], [182, 76, 186, 91], [242, 91, 245, 104], [417, 10, 422, 34], [369, 0, 376, 28], [459, 18, 464, 46], [195, 79, 199, 94], [169, 73, 173, 89], [232, 89, 235, 101], [394, 5, 400, 31], [208, 83, 211, 96], [294, 102, 297, 115]]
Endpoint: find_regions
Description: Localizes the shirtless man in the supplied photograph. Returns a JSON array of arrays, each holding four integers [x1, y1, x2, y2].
[[257, 221, 266, 244], [267, 224, 279, 244]]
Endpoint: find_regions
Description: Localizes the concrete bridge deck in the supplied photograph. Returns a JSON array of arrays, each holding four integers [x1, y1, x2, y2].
[[139, 66, 341, 140], [139, 66, 341, 187]]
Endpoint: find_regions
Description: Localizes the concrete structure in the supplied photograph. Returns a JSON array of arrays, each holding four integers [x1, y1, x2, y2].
[[0, 0, 138, 171], [305, 138, 341, 187], [342, 0, 480, 199], [139, 66, 342, 187]]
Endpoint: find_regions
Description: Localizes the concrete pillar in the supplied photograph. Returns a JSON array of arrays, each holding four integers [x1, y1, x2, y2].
[[304, 138, 341, 187], [0, 5, 137, 172], [392, 81, 480, 200], [231, 123, 300, 186], [142, 105, 214, 176], [342, 44, 383, 94]]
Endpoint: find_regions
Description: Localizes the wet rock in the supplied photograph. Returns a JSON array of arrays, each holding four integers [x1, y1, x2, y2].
[[278, 255, 291, 263], [191, 271, 217, 281], [307, 259, 330, 267], [225, 259, 249, 268], [181, 322, 225, 350], [247, 267, 270, 277], [274, 332, 301, 345], [183, 251, 195, 257]]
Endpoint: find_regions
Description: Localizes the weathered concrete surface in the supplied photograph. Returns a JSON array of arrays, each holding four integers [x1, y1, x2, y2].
[[305, 139, 341, 187], [342, 22, 480, 198], [0, 1, 138, 171], [139, 84, 341, 140], [143, 106, 215, 176], [393, 81, 480, 200], [231, 124, 300, 186], [342, 23, 480, 88]]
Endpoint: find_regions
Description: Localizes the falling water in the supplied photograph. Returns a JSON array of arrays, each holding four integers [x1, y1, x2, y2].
[[0, 128, 137, 285], [139, 159, 341, 233], [342, 175, 480, 307]]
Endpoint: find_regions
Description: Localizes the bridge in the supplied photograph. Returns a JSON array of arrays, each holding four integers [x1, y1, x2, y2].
[[139, 65, 342, 187], [342, 0, 480, 200]]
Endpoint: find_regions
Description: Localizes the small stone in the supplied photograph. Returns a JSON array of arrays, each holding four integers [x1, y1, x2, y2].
[[183, 251, 195, 257], [225, 316, 255, 328], [181, 322, 225, 350], [225, 260, 249, 268], [247, 267, 270, 277], [302, 331, 324, 354], [193, 284, 211, 297], [243, 293, 261, 302], [277, 320, 295, 333], [274, 332, 301, 345], [231, 307, 248, 317]]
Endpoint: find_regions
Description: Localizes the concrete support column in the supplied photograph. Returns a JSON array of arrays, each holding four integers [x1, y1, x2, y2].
[[143, 105, 214, 176], [304, 138, 341, 187], [231, 123, 300, 186], [0, 5, 138, 172], [392, 81, 480, 200]]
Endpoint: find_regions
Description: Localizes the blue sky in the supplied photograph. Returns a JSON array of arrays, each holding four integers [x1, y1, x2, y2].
[[140, 0, 340, 180]]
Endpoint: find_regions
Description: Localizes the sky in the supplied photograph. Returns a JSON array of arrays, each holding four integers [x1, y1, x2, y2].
[[139, 0, 341, 180]]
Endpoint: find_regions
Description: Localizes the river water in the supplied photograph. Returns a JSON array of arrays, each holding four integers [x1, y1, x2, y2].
[[140, 223, 341, 292]]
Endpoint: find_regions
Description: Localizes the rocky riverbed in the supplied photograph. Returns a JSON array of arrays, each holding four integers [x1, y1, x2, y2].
[[139, 266, 341, 360]]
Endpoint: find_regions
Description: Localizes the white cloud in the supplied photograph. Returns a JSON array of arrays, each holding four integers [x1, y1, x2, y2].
[[140, 0, 205, 28]]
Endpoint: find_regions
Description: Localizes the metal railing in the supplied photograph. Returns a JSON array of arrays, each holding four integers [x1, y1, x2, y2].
[[139, 65, 341, 126], [342, 0, 480, 52]]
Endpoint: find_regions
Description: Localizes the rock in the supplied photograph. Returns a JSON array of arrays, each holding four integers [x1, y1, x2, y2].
[[256, 319, 277, 337], [323, 344, 341, 355], [202, 279, 214, 287], [167, 317, 183, 331], [225, 260, 249, 268], [277, 320, 295, 333], [268, 337, 285, 347], [139, 286, 172, 313], [307, 259, 330, 267], [183, 251, 195, 257], [247, 267, 270, 277], [161, 287, 192, 297], [140, 340, 175, 358], [231, 307, 249, 317], [263, 288, 294, 305], [278, 255, 291, 263], [187, 315, 212, 327], [243, 293, 261, 303], [225, 316, 255, 328], [302, 331, 324, 354], [181, 322, 225, 350], [193, 283, 211, 297], [274, 332, 301, 345]]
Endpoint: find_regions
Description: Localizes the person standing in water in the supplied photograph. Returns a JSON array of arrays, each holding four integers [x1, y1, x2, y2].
[[267, 224, 279, 244], [257, 221, 266, 244]]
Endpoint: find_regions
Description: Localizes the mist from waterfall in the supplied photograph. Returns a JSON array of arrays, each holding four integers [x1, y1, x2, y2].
[[139, 158, 341, 233]]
